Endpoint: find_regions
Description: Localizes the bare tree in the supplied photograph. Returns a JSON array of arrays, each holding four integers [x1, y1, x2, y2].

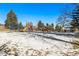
[[56, 7, 72, 31]]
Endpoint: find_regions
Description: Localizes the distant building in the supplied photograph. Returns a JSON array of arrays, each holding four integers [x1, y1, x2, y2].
[[64, 26, 72, 32], [64, 25, 79, 32], [72, 28, 79, 32]]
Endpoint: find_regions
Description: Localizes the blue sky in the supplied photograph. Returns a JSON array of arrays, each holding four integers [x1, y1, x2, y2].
[[0, 3, 75, 26]]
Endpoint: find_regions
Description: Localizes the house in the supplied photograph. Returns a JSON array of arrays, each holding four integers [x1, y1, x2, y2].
[[64, 25, 79, 32]]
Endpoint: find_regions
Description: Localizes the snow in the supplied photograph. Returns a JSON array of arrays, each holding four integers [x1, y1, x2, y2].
[[0, 32, 78, 56], [34, 32, 76, 42]]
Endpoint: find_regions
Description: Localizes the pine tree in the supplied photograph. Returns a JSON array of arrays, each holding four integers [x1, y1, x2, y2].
[[38, 20, 45, 30], [50, 23, 54, 31], [46, 23, 54, 31], [46, 23, 49, 27], [18, 22, 23, 32], [46, 23, 49, 29], [71, 5, 79, 30], [5, 10, 18, 29], [55, 24, 62, 32], [18, 22, 23, 29]]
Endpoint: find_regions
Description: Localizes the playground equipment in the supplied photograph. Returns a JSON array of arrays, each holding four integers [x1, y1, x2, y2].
[[23, 22, 33, 32]]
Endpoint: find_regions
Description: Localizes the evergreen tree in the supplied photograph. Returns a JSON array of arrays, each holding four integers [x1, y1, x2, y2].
[[46, 23, 54, 31], [51, 23, 54, 27], [46, 23, 49, 27], [71, 5, 79, 30], [46, 23, 49, 29], [50, 23, 54, 31], [5, 10, 18, 29], [38, 20, 45, 30], [18, 22, 23, 29], [55, 24, 62, 32], [18, 22, 23, 32]]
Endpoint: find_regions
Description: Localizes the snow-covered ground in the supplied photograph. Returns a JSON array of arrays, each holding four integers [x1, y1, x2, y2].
[[0, 32, 78, 56]]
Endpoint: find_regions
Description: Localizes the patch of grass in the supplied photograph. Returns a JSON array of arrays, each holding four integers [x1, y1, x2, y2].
[[0, 29, 9, 32], [73, 40, 79, 49]]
